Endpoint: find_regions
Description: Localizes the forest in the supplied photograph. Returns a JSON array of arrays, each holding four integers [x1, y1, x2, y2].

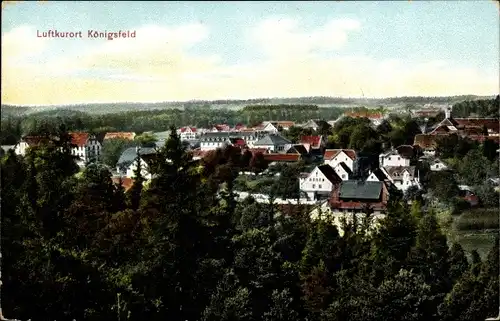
[[0, 105, 344, 145], [1, 127, 498, 321]]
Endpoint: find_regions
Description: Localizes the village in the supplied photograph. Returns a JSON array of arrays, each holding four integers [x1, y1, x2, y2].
[[6, 105, 499, 235]]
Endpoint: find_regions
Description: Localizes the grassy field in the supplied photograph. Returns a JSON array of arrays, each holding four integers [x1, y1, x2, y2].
[[448, 207, 499, 259], [454, 208, 499, 231]]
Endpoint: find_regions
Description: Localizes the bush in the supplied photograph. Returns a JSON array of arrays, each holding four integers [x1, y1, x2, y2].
[[455, 208, 499, 230]]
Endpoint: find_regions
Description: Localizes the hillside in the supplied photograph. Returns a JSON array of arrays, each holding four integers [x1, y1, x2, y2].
[[1, 95, 495, 117]]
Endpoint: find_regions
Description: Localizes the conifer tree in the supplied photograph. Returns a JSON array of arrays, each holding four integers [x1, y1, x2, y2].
[[127, 152, 144, 211]]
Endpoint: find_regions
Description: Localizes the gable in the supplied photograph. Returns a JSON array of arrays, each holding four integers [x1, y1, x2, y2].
[[263, 123, 278, 131]]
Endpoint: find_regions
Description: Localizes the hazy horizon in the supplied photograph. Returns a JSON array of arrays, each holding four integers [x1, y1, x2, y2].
[[2, 1, 499, 105]]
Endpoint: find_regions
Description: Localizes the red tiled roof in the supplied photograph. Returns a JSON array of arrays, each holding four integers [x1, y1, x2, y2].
[[234, 123, 246, 130], [263, 153, 300, 162], [104, 132, 136, 140], [69, 132, 90, 147], [300, 135, 322, 148], [454, 118, 499, 133], [344, 111, 383, 119], [22, 136, 51, 146], [323, 149, 356, 160], [233, 138, 246, 147], [248, 148, 268, 155], [213, 124, 231, 131], [180, 126, 197, 133], [273, 121, 295, 128], [467, 135, 500, 142]]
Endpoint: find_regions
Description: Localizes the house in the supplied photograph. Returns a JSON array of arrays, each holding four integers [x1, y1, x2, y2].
[[381, 166, 420, 192], [343, 111, 385, 126], [329, 180, 390, 215], [178, 126, 198, 141], [299, 120, 320, 131], [366, 167, 389, 182], [333, 162, 352, 181], [323, 149, 357, 172], [299, 135, 324, 153], [429, 158, 449, 171], [272, 121, 295, 131], [103, 132, 136, 141], [430, 106, 499, 138], [200, 131, 267, 151], [379, 149, 411, 167], [254, 121, 280, 133], [252, 134, 293, 153], [116, 146, 157, 179], [69, 132, 101, 167], [299, 165, 343, 201], [14, 136, 51, 156]]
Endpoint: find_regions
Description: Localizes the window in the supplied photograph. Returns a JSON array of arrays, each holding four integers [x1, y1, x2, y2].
[[312, 184, 316, 188], [342, 174, 345, 178], [398, 157, 400, 160], [388, 157, 391, 160], [318, 184, 322, 189]]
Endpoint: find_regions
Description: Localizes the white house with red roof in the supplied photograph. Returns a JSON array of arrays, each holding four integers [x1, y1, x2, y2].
[[178, 126, 198, 141], [323, 149, 357, 172], [299, 164, 343, 201], [68, 132, 101, 167]]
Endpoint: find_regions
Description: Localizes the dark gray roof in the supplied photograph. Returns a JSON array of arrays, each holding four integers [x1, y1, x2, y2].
[[370, 168, 388, 181], [317, 165, 343, 184], [287, 144, 308, 155], [338, 162, 353, 175], [117, 147, 157, 167], [339, 181, 382, 200], [253, 134, 292, 146]]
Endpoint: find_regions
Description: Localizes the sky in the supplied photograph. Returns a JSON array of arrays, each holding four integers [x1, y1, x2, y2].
[[1, 1, 499, 105]]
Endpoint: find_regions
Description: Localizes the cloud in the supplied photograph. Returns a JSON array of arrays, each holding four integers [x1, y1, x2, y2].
[[1, 19, 498, 105], [79, 24, 216, 77], [250, 17, 361, 59], [1, 25, 48, 64]]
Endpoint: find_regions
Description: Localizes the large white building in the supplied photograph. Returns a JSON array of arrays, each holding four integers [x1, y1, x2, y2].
[[199, 131, 266, 151], [178, 126, 199, 141], [69, 132, 102, 167]]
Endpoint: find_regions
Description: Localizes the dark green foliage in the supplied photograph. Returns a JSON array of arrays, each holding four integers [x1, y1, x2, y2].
[[2, 124, 499, 321]]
